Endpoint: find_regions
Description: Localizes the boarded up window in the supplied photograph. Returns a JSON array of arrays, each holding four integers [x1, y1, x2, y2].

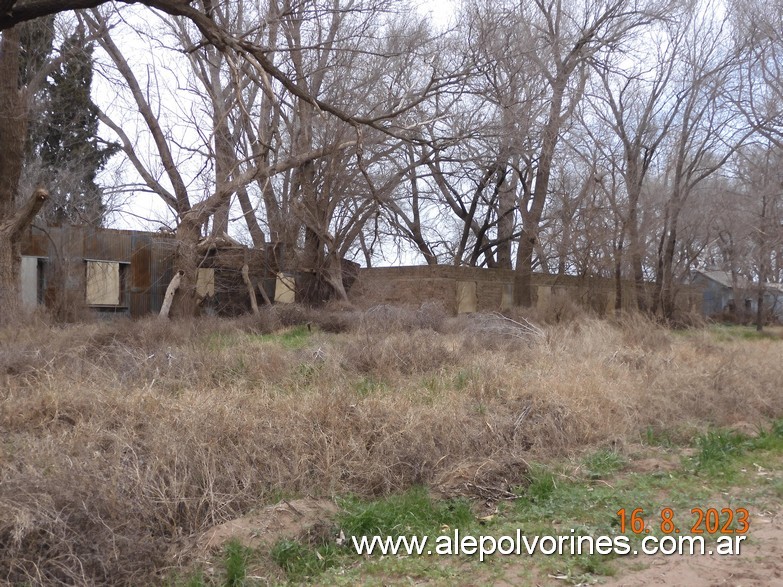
[[275, 274, 296, 304], [86, 261, 120, 306], [456, 281, 477, 314], [21, 256, 40, 307], [196, 268, 215, 298], [500, 283, 513, 310], [536, 285, 552, 310], [606, 291, 615, 315]]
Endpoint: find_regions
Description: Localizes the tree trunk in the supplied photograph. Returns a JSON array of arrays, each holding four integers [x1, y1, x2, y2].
[[241, 264, 260, 315], [614, 239, 623, 314], [0, 28, 48, 323], [0, 232, 22, 322], [653, 211, 680, 320], [513, 76, 566, 306], [168, 220, 201, 318], [324, 252, 350, 303], [514, 228, 536, 307], [627, 190, 647, 312], [236, 185, 266, 247], [756, 284, 764, 332], [496, 160, 517, 270], [0, 27, 30, 324]]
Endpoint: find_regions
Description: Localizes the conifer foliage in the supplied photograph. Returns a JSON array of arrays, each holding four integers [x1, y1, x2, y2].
[[21, 18, 117, 226]]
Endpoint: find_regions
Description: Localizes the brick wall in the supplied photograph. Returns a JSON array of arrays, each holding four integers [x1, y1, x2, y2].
[[350, 266, 703, 316]]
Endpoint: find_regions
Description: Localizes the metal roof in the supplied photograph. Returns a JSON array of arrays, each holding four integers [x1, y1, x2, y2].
[[695, 269, 783, 295]]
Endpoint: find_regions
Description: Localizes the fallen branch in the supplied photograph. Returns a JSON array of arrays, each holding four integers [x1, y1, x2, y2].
[[257, 282, 272, 306], [242, 264, 259, 316], [159, 270, 184, 319]]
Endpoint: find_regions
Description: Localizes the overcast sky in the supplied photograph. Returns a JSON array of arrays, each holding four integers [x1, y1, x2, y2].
[[96, 0, 458, 240]]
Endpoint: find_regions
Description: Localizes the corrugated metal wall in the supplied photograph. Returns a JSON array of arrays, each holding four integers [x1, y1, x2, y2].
[[21, 225, 177, 317]]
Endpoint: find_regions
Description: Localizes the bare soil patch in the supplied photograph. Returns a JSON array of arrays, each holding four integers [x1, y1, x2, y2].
[[195, 498, 339, 554], [601, 508, 783, 587]]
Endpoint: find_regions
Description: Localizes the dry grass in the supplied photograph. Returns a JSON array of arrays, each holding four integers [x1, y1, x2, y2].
[[2, 309, 782, 584]]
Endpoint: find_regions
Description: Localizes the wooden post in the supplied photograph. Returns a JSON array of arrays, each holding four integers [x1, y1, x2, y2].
[[242, 264, 260, 316], [159, 270, 184, 318], [257, 281, 272, 306]]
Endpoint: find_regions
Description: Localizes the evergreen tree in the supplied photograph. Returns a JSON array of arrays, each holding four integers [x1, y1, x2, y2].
[[22, 21, 118, 227]]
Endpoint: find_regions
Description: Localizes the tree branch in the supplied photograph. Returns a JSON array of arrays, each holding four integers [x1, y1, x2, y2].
[[0, 188, 48, 239], [1, 0, 108, 29]]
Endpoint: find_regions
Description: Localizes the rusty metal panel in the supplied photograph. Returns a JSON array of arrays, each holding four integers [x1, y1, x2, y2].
[[129, 232, 152, 317], [83, 227, 133, 262], [130, 233, 152, 288], [20, 227, 49, 257]]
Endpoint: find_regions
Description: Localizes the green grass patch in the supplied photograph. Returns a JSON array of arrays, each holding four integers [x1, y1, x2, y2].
[[642, 426, 676, 448], [204, 331, 244, 351], [695, 428, 750, 472], [270, 539, 339, 581], [518, 463, 558, 504], [749, 420, 783, 451], [709, 324, 782, 342], [338, 486, 474, 538], [262, 325, 312, 350], [452, 368, 478, 391], [206, 325, 313, 353], [583, 449, 626, 479], [267, 487, 475, 583], [223, 540, 253, 586], [354, 376, 388, 398], [164, 570, 207, 587]]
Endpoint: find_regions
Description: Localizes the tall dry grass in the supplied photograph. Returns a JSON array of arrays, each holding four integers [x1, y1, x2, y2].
[[1, 308, 782, 584]]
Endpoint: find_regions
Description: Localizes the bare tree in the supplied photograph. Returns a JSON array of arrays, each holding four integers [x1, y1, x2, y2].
[[649, 5, 751, 317], [507, 0, 667, 306], [587, 12, 688, 309]]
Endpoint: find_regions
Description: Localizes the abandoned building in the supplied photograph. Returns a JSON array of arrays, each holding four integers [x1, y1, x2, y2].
[[691, 269, 783, 321], [20, 225, 781, 323], [19, 224, 293, 317]]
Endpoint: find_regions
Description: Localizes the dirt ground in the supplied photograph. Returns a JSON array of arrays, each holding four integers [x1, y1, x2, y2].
[[472, 506, 783, 587], [195, 498, 339, 554], [600, 507, 783, 587]]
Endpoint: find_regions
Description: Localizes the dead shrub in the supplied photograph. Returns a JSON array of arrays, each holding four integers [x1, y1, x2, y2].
[[449, 312, 545, 353], [669, 309, 709, 329], [415, 302, 449, 331], [341, 330, 458, 375], [357, 303, 448, 334], [434, 458, 529, 502], [614, 312, 673, 351], [524, 291, 587, 324], [273, 303, 315, 327], [233, 308, 283, 334], [1, 470, 166, 586], [311, 309, 360, 333]]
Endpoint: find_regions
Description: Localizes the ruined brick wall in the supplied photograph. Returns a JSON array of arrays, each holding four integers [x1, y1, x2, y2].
[[350, 266, 703, 316]]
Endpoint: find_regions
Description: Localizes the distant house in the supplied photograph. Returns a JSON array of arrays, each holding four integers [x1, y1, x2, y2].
[[691, 269, 783, 322]]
